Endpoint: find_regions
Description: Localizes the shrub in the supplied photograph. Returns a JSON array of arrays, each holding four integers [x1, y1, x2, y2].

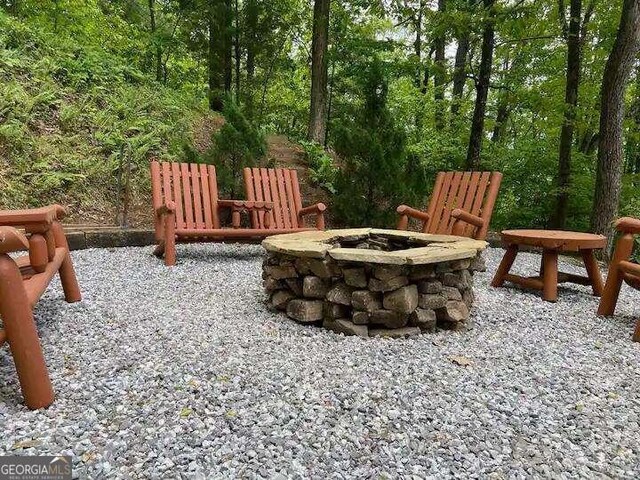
[[300, 140, 337, 193], [204, 97, 266, 198]]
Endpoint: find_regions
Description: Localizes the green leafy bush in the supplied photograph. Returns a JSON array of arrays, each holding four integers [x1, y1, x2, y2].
[[300, 140, 337, 193]]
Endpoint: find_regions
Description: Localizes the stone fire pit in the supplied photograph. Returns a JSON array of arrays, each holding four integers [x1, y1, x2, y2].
[[262, 229, 487, 338]]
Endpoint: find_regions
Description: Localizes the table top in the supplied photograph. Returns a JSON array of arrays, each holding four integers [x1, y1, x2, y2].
[[501, 229, 607, 252]]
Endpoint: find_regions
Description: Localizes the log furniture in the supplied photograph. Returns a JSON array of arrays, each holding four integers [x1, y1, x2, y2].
[[151, 161, 326, 266], [396, 171, 503, 241], [243, 167, 326, 233], [0, 205, 81, 409], [491, 229, 606, 302], [597, 217, 640, 341]]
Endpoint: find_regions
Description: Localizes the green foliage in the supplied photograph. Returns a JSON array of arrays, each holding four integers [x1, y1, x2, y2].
[[0, 8, 204, 216], [331, 59, 416, 227], [300, 140, 337, 193], [205, 98, 266, 197]]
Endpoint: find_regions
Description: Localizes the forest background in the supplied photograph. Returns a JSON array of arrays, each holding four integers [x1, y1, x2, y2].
[[0, 0, 638, 247]]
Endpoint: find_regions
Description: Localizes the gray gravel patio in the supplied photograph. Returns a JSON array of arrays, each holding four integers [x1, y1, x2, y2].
[[1, 244, 639, 478]]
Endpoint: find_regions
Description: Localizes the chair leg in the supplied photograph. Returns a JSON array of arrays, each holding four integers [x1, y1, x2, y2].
[[491, 244, 518, 287], [0, 255, 54, 409], [164, 212, 176, 266], [581, 249, 604, 296], [397, 214, 409, 231], [633, 320, 640, 342], [51, 222, 81, 303], [542, 250, 558, 302], [598, 233, 635, 316]]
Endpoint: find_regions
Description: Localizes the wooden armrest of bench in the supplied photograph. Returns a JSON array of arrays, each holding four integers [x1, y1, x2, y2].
[[0, 205, 66, 227], [451, 209, 485, 228], [616, 217, 640, 235], [0, 226, 29, 254], [298, 203, 327, 218], [155, 201, 176, 216], [397, 205, 430, 222]]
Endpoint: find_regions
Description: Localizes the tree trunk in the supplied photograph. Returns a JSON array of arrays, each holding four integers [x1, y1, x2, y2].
[[148, 0, 163, 82], [591, 0, 640, 237], [414, 2, 423, 89], [465, 0, 495, 170], [451, 32, 470, 118], [550, 0, 584, 229], [245, 0, 258, 114], [234, 0, 240, 99], [224, 0, 233, 94], [433, 0, 447, 130], [208, 0, 224, 111], [308, 0, 331, 144], [491, 99, 510, 143]]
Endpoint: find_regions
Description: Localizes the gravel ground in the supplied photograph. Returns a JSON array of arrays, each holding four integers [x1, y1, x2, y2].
[[1, 244, 639, 479]]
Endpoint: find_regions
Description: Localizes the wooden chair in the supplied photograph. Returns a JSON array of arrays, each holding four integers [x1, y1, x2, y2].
[[151, 161, 326, 266], [396, 171, 503, 241], [598, 217, 640, 341], [243, 167, 326, 233], [0, 205, 81, 409]]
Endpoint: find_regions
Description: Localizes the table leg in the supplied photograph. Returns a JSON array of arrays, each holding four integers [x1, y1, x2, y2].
[[542, 249, 558, 302], [581, 249, 604, 296], [491, 244, 519, 288]]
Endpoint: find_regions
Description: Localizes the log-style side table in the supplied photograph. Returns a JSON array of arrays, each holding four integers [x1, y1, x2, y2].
[[491, 230, 606, 302]]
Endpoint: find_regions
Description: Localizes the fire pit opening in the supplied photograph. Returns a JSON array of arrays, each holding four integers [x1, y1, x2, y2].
[[262, 229, 487, 339]]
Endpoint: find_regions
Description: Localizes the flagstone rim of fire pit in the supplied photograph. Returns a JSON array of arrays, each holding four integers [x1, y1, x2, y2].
[[262, 228, 488, 265]]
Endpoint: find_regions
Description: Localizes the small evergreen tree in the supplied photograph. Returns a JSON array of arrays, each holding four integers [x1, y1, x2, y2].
[[205, 97, 266, 197], [332, 59, 412, 227]]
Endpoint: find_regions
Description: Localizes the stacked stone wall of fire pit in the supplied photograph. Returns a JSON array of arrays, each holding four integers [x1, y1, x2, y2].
[[262, 229, 487, 339]]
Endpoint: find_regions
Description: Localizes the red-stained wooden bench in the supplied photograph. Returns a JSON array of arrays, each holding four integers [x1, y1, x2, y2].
[[151, 162, 326, 266], [0, 205, 81, 409], [598, 217, 640, 341], [396, 171, 503, 241], [243, 167, 326, 233]]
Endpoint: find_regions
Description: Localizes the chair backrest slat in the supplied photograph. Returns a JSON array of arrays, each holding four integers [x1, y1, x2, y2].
[[422, 171, 502, 240], [243, 167, 303, 230], [150, 160, 221, 232], [190, 163, 204, 230]]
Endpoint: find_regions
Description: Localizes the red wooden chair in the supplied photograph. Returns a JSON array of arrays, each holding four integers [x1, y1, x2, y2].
[[396, 171, 503, 241], [598, 217, 640, 341], [243, 167, 326, 233], [0, 205, 81, 409], [151, 161, 326, 266]]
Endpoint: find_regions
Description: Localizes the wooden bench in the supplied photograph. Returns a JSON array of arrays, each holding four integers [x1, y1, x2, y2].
[[151, 162, 327, 266], [396, 171, 502, 241], [0, 205, 81, 409]]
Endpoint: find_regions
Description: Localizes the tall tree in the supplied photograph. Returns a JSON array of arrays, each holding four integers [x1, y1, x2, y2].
[[433, 0, 447, 130], [308, 0, 331, 144], [208, 0, 232, 111], [549, 0, 594, 229], [465, 0, 495, 170], [591, 0, 640, 237]]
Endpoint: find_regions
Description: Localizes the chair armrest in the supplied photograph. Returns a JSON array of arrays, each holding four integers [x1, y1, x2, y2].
[[218, 200, 274, 212], [0, 226, 29, 254], [451, 209, 485, 228], [0, 205, 66, 227], [155, 201, 176, 216], [397, 205, 430, 223], [616, 217, 640, 235], [298, 203, 327, 218]]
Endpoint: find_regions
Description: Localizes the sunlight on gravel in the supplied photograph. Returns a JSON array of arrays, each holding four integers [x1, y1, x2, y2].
[[0, 244, 639, 478]]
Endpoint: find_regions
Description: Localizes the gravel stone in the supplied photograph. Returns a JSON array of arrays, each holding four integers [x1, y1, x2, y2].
[[1, 244, 638, 479]]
